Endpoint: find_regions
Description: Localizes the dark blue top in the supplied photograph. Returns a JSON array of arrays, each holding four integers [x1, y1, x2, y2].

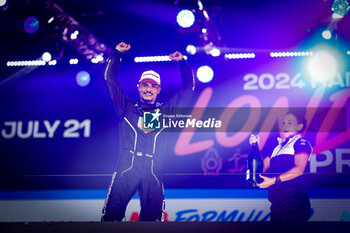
[[265, 134, 312, 203]]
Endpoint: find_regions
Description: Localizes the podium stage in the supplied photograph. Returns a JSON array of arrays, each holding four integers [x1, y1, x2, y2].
[[0, 222, 349, 233]]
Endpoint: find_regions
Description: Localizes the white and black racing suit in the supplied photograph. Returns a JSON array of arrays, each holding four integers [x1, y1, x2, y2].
[[101, 50, 195, 221]]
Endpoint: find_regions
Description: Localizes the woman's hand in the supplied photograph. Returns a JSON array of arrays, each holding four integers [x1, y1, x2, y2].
[[249, 134, 260, 145], [257, 175, 275, 189]]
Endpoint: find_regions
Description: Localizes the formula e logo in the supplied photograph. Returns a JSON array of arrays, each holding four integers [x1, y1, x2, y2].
[[143, 109, 162, 129]]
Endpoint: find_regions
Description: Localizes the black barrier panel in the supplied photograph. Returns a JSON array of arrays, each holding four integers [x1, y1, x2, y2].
[[0, 222, 349, 233]]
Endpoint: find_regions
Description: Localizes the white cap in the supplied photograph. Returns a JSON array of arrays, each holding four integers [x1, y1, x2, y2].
[[139, 70, 161, 85]]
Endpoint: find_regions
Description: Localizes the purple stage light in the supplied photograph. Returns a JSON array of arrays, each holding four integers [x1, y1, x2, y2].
[[69, 58, 79, 65], [76, 71, 91, 87]]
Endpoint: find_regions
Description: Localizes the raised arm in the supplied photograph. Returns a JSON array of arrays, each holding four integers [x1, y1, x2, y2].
[[104, 42, 132, 118], [167, 51, 195, 107]]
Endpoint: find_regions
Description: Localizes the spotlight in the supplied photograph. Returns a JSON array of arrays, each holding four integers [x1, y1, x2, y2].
[[307, 48, 339, 83], [196, 65, 214, 83], [186, 45, 197, 55], [270, 51, 313, 58], [198, 0, 204, 10], [48, 17, 54, 24], [70, 30, 79, 40], [96, 55, 104, 62], [0, 0, 9, 11], [42, 52, 52, 62], [202, 9, 210, 20], [69, 58, 79, 65], [226, 53, 256, 59], [76, 71, 91, 87], [48, 60, 57, 66], [322, 30, 332, 40], [0, 0, 7, 7], [331, 0, 350, 19], [209, 48, 220, 57], [134, 55, 171, 63], [176, 9, 195, 28], [6, 60, 46, 67], [90, 55, 104, 63], [91, 57, 98, 63], [24, 16, 39, 34]]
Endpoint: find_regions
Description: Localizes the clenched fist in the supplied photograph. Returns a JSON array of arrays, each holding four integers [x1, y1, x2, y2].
[[116, 42, 131, 53], [169, 51, 183, 62]]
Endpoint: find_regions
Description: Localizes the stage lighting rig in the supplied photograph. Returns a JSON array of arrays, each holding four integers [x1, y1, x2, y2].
[[197, 0, 224, 56], [331, 0, 350, 19], [46, 2, 113, 63], [177, 0, 224, 57]]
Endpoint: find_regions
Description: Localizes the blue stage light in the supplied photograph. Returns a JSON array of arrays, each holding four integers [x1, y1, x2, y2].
[[176, 9, 195, 28], [306, 46, 342, 84], [76, 71, 91, 87], [196, 65, 214, 83], [24, 16, 39, 34]]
